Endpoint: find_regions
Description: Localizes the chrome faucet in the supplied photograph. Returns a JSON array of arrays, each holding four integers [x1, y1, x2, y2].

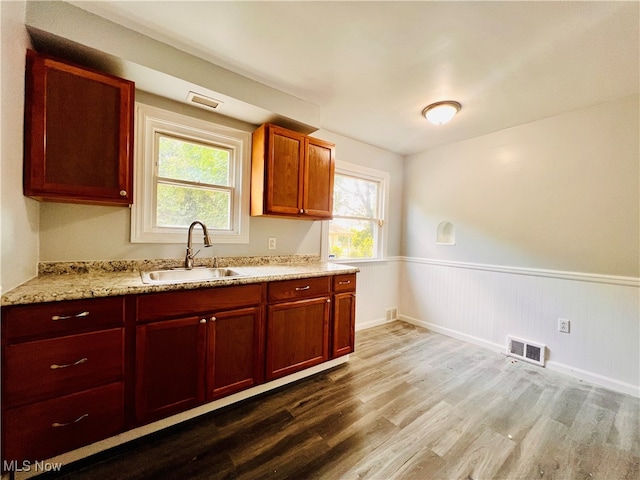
[[184, 221, 213, 269]]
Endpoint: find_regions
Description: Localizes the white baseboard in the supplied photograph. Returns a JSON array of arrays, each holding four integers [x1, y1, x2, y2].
[[399, 314, 639, 398], [400, 314, 504, 353], [356, 317, 397, 331]]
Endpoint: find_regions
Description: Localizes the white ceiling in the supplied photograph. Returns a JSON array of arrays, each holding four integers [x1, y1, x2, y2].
[[70, 1, 639, 156]]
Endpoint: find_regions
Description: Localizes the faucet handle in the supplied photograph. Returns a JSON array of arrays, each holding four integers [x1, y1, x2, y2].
[[191, 249, 201, 259]]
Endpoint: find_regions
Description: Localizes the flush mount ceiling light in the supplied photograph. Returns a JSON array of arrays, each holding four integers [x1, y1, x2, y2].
[[422, 101, 461, 125]]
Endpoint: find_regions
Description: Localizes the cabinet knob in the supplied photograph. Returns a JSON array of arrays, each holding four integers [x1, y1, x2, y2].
[[299, 209, 304, 214], [119, 190, 127, 197], [327, 298, 331, 303], [210, 316, 216, 322], [199, 318, 207, 324]]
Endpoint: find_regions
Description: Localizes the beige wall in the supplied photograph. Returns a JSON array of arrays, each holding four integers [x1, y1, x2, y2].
[[37, 94, 404, 263], [1, 0, 39, 293], [402, 95, 639, 277]]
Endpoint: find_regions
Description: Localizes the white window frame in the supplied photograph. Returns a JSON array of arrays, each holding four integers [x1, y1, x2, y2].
[[131, 103, 250, 244], [321, 161, 389, 262]]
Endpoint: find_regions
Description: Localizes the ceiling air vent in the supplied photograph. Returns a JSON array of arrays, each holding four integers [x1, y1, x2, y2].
[[187, 91, 223, 111], [507, 336, 546, 367]]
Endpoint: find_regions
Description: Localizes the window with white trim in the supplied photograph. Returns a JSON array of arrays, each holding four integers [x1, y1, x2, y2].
[[322, 162, 389, 261], [131, 104, 250, 243]]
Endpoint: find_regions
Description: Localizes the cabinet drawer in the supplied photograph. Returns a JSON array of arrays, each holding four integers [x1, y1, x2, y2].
[[2, 297, 125, 342], [267, 276, 331, 302], [3, 328, 124, 407], [137, 283, 264, 322], [333, 274, 356, 292], [3, 382, 124, 462]]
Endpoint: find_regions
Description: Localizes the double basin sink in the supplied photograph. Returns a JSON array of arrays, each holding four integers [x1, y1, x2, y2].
[[141, 267, 245, 284]]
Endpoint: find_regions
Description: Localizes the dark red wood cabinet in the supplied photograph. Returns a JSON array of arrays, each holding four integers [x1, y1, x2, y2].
[[134, 284, 265, 424], [1, 273, 356, 465], [1, 297, 126, 462], [332, 274, 357, 357], [266, 277, 331, 380], [23, 50, 134, 205], [251, 124, 335, 219]]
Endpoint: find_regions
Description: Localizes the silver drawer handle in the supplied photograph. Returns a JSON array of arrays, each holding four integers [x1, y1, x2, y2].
[[295, 286, 310, 291], [338, 280, 351, 285], [52, 311, 90, 321], [51, 413, 89, 428], [50, 357, 88, 370]]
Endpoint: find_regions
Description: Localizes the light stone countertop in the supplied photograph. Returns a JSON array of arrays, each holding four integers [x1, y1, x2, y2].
[[1, 255, 359, 306]]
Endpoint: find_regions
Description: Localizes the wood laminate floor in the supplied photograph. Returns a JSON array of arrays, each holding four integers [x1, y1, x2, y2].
[[46, 322, 639, 480]]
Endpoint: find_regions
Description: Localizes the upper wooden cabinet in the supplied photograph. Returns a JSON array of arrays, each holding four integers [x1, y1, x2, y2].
[[23, 50, 135, 206], [251, 124, 335, 219]]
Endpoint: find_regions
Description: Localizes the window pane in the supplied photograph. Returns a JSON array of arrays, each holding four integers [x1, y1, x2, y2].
[[156, 184, 230, 229], [157, 135, 230, 186], [333, 175, 378, 218], [329, 218, 375, 259]]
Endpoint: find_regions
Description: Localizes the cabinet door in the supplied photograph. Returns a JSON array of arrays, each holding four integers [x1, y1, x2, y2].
[[24, 50, 134, 206], [206, 307, 264, 400], [266, 126, 305, 215], [135, 317, 206, 424], [332, 292, 356, 358], [266, 297, 330, 380], [303, 137, 335, 218]]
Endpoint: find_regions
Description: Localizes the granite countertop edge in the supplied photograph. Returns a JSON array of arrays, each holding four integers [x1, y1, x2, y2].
[[1, 255, 360, 306]]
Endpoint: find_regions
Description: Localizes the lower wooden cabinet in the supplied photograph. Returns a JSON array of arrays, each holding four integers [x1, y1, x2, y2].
[[332, 274, 357, 358], [332, 292, 356, 357], [207, 306, 264, 400], [2, 273, 356, 464], [265, 277, 331, 380], [1, 297, 126, 466], [135, 316, 207, 423], [134, 284, 266, 424], [266, 297, 330, 380]]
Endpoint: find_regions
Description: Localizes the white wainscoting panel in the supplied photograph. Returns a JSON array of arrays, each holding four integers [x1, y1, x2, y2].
[[344, 259, 401, 331], [399, 257, 640, 396]]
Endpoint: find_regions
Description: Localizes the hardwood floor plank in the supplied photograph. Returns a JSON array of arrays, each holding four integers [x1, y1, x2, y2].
[[440, 426, 516, 480], [47, 322, 639, 480]]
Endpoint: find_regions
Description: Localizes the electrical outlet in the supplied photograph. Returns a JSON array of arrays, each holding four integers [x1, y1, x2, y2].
[[558, 318, 570, 333], [268, 237, 276, 250]]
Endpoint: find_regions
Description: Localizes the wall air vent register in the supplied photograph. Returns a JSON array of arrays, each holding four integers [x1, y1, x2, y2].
[[507, 336, 546, 367]]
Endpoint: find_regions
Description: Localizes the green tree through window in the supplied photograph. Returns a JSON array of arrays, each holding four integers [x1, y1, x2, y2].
[[156, 135, 232, 229], [329, 173, 380, 259]]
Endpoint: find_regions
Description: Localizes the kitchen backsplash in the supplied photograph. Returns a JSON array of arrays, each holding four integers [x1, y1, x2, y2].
[[38, 254, 322, 275]]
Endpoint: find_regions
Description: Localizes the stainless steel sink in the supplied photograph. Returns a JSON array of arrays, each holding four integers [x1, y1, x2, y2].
[[141, 267, 245, 284]]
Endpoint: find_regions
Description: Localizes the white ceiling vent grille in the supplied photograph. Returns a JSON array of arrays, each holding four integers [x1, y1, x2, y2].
[[187, 91, 223, 111], [507, 336, 546, 367]]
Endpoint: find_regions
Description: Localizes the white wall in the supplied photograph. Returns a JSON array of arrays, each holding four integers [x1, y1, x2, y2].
[[315, 129, 405, 329], [400, 96, 640, 395], [0, 0, 39, 293], [403, 96, 639, 278]]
